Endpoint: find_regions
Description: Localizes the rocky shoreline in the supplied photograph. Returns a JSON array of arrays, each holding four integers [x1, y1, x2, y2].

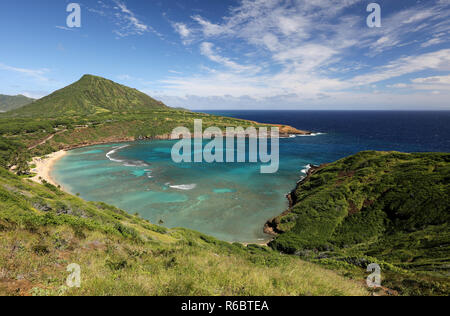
[[264, 164, 322, 237], [27, 122, 312, 244], [51, 125, 310, 152]]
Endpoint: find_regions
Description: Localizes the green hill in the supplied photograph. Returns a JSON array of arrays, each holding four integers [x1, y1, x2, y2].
[[268, 151, 450, 295], [0, 75, 308, 172], [0, 167, 367, 296], [0, 94, 34, 112], [1, 74, 446, 295], [8, 75, 167, 117]]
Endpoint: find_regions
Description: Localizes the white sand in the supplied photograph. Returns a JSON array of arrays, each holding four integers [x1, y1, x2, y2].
[[30, 150, 67, 187]]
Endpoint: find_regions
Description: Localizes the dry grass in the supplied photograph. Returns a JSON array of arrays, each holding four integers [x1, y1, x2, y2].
[[0, 227, 368, 296]]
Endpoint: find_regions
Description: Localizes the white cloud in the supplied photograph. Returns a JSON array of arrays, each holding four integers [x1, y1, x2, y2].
[[155, 90, 450, 110], [277, 16, 306, 36], [273, 44, 338, 71], [173, 23, 191, 38], [112, 0, 149, 37], [85, 0, 161, 38], [261, 33, 280, 52], [403, 10, 435, 24], [21, 90, 48, 99], [0, 63, 50, 82], [387, 75, 450, 93], [192, 15, 232, 37], [55, 26, 74, 31], [388, 83, 409, 89], [200, 42, 261, 73], [351, 49, 450, 86], [412, 75, 450, 84], [359, 6, 447, 55], [409, 75, 450, 91], [421, 35, 447, 47], [172, 22, 193, 44], [160, 0, 450, 109]]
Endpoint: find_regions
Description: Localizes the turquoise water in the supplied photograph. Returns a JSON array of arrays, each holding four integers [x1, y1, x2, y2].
[[52, 140, 308, 242], [52, 111, 450, 243]]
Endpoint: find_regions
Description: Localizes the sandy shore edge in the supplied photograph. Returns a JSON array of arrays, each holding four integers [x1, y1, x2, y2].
[[30, 150, 67, 188], [27, 144, 276, 246]]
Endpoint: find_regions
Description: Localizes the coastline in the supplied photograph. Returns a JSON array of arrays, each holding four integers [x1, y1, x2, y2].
[[27, 135, 308, 245], [27, 142, 277, 246], [264, 164, 321, 237], [26, 121, 310, 190], [25, 123, 311, 245], [30, 150, 67, 188]]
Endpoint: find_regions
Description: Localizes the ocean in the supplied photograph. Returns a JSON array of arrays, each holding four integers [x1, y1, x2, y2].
[[52, 111, 450, 242]]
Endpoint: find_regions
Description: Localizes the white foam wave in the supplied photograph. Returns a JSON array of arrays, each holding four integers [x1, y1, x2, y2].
[[169, 184, 197, 191], [301, 164, 312, 174], [106, 145, 149, 167], [123, 161, 150, 167], [106, 145, 129, 163], [297, 133, 326, 137]]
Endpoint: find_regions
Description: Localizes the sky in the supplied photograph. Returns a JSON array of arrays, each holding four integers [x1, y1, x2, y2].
[[0, 0, 449, 110]]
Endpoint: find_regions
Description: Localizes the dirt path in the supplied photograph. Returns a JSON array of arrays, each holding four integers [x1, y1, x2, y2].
[[28, 130, 67, 150]]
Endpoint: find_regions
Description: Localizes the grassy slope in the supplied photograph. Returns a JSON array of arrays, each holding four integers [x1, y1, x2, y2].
[[8, 75, 167, 117], [0, 95, 34, 112], [269, 151, 450, 295], [0, 167, 367, 296], [2, 76, 446, 295], [0, 110, 306, 173], [0, 74, 307, 171]]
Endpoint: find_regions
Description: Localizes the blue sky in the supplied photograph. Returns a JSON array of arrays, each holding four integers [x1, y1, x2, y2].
[[0, 0, 449, 110]]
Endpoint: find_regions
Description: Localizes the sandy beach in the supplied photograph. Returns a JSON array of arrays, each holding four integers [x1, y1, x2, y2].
[[30, 150, 67, 187]]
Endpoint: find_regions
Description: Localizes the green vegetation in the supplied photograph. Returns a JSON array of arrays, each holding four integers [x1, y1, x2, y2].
[[269, 151, 450, 296], [0, 167, 367, 296], [0, 136, 29, 174], [0, 75, 303, 172], [1, 75, 447, 296], [0, 109, 280, 172], [7, 75, 167, 117], [0, 94, 34, 112], [0, 74, 360, 296]]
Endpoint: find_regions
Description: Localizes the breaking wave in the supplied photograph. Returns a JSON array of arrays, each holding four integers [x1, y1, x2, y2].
[[301, 164, 312, 174], [169, 184, 197, 191], [106, 145, 150, 167]]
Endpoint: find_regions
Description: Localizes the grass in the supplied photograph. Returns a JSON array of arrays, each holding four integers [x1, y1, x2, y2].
[[269, 151, 450, 296], [0, 75, 446, 295], [0, 74, 304, 173], [0, 109, 299, 174], [0, 167, 368, 296], [7, 75, 166, 117], [0, 229, 367, 296], [0, 94, 34, 112]]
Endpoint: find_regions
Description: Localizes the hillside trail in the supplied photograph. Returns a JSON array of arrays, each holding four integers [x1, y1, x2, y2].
[[29, 129, 67, 150]]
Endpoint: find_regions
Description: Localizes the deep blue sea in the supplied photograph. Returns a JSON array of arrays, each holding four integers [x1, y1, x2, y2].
[[52, 111, 450, 242], [205, 111, 450, 153]]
